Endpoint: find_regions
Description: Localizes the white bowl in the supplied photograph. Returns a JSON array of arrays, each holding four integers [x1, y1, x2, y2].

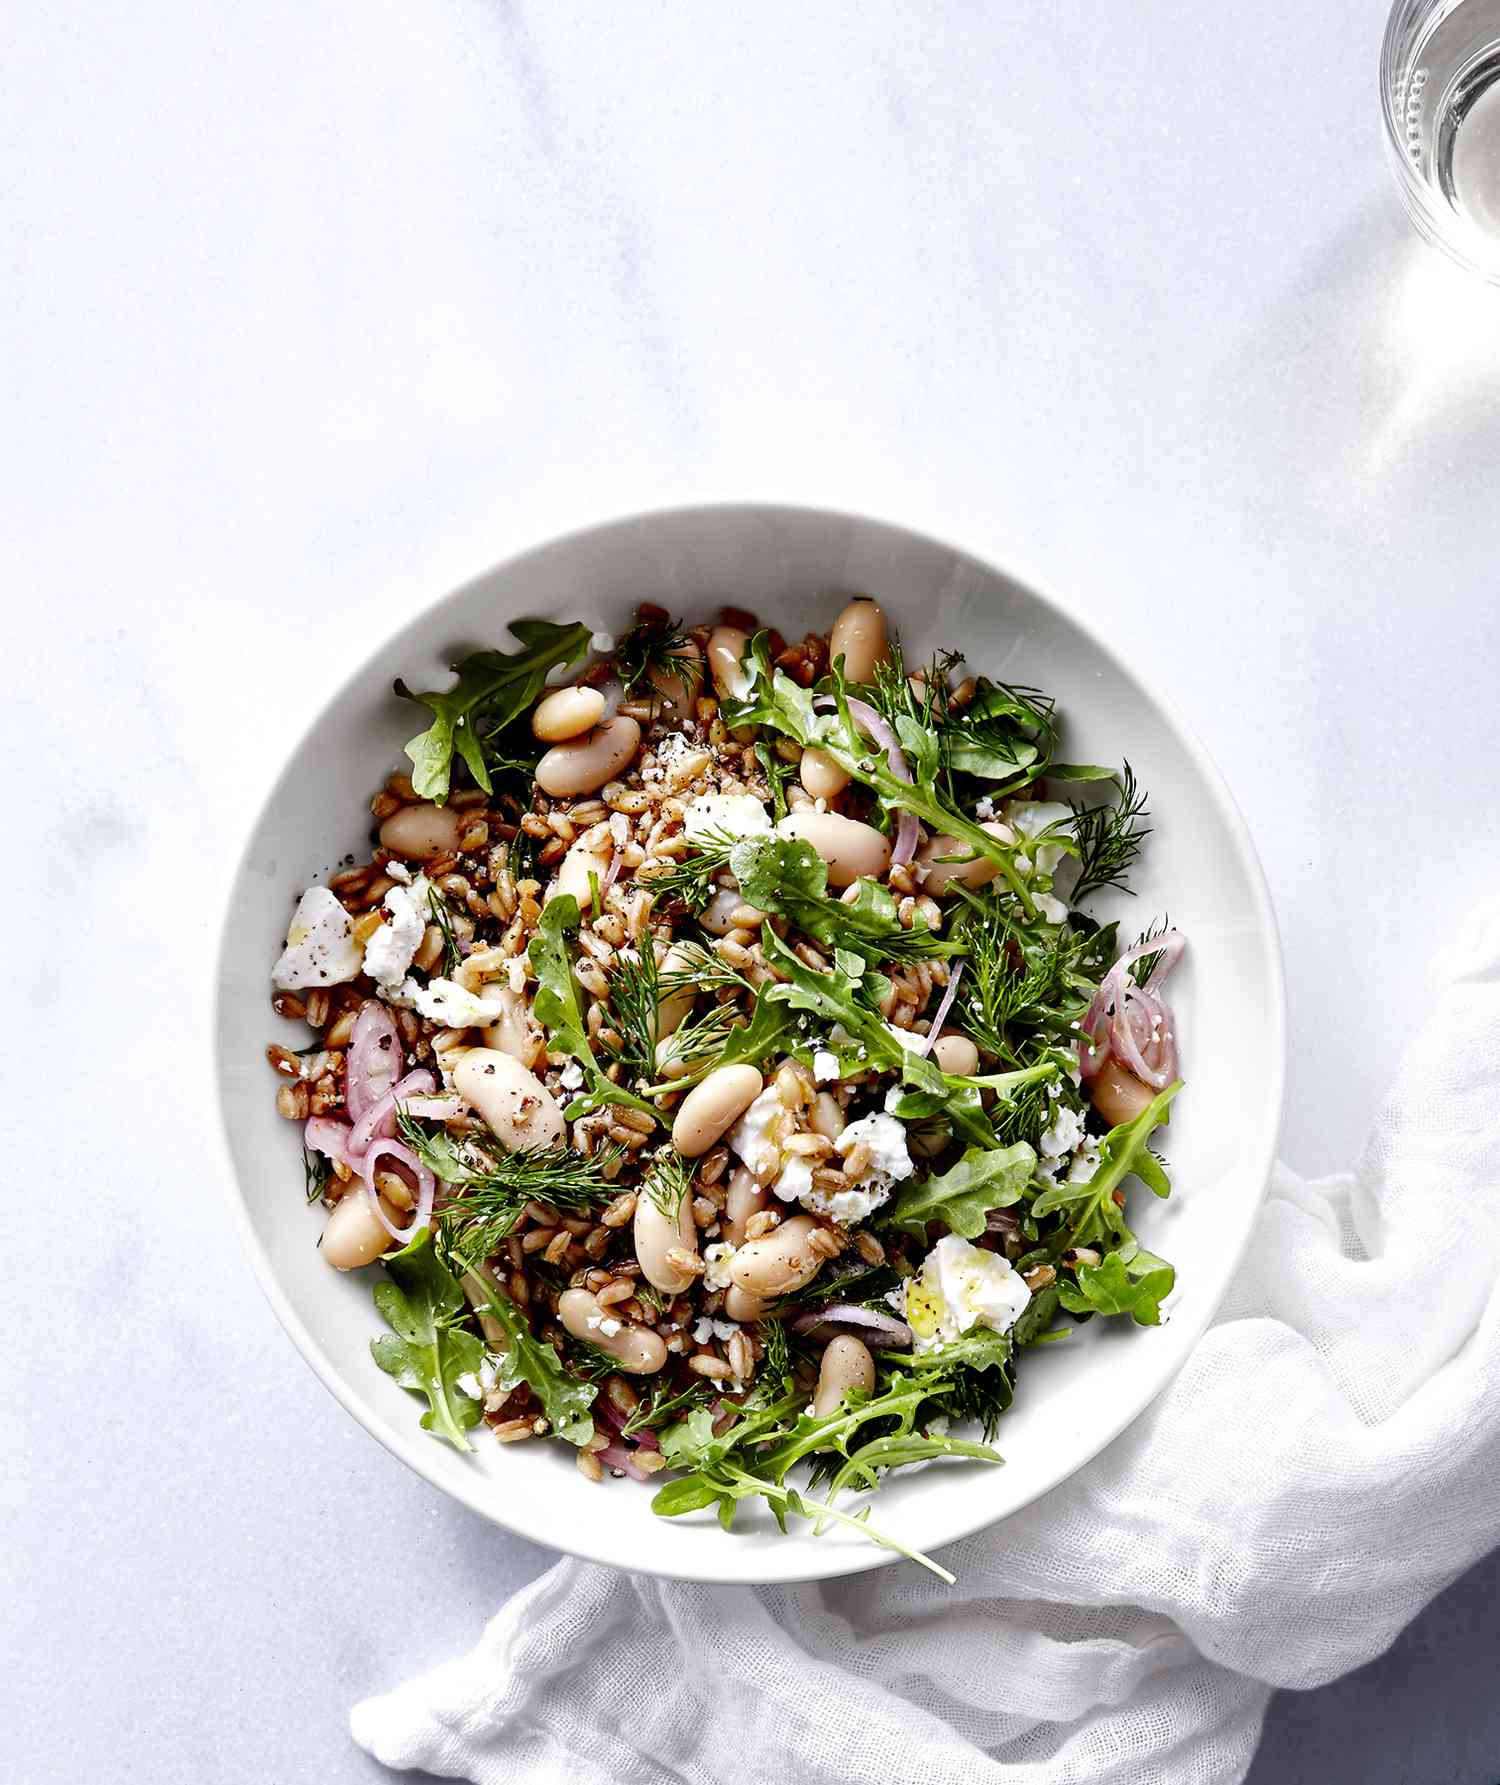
[[215, 503, 1284, 1584]]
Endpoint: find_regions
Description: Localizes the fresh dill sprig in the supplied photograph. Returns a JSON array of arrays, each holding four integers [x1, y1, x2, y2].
[[1068, 764, 1151, 905], [605, 946, 661, 1082], [657, 940, 755, 1001], [643, 1148, 694, 1219], [1129, 913, 1173, 986], [650, 1004, 742, 1081], [397, 1110, 622, 1267], [620, 1379, 715, 1437], [565, 1341, 626, 1384], [613, 611, 704, 704], [505, 826, 544, 887], [755, 1318, 793, 1399], [953, 891, 1102, 1062], [424, 880, 463, 977], [303, 1146, 332, 1204], [638, 830, 737, 915]]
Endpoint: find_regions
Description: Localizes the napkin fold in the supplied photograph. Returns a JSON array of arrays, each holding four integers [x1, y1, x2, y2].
[[352, 902, 1500, 1785]]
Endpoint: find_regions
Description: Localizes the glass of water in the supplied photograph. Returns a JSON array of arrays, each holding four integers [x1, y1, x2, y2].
[[1383, 0, 1500, 279]]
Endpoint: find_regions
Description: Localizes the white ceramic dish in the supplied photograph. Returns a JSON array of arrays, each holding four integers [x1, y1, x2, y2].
[[214, 503, 1284, 1584]]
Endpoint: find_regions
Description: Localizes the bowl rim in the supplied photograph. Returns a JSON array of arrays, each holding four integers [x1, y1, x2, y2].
[[213, 498, 1286, 1582]]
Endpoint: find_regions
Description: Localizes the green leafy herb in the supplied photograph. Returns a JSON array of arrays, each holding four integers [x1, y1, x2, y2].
[[643, 1149, 693, 1219], [398, 1110, 622, 1268], [897, 1328, 1017, 1441], [1068, 764, 1151, 906], [725, 635, 1037, 916], [1058, 1246, 1175, 1326], [604, 944, 661, 1083], [613, 611, 703, 705], [953, 890, 1115, 1064], [467, 1268, 597, 1445], [638, 830, 737, 915], [729, 835, 962, 965], [369, 1230, 486, 1451], [620, 1380, 715, 1439], [395, 621, 592, 803], [527, 895, 659, 1123], [1031, 1080, 1182, 1253], [423, 879, 464, 978], [889, 1141, 1035, 1239], [303, 1145, 331, 1205], [755, 737, 794, 820]]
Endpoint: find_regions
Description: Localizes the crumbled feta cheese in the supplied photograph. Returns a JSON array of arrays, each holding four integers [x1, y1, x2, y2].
[[591, 630, 615, 654], [363, 876, 430, 990], [599, 1316, 622, 1338], [1036, 891, 1070, 924], [400, 976, 507, 1028], [271, 887, 364, 990], [903, 1234, 1031, 1353], [506, 957, 528, 994], [1039, 1104, 1087, 1161], [812, 1049, 840, 1084], [1006, 800, 1073, 874], [385, 860, 412, 884], [974, 797, 996, 820], [684, 792, 772, 843], [1066, 1137, 1102, 1184], [837, 1113, 915, 1186], [772, 1155, 815, 1203], [727, 1085, 784, 1179], [692, 1316, 740, 1345], [883, 1023, 928, 1055], [558, 1060, 585, 1091], [456, 1372, 484, 1401], [703, 1241, 738, 1290]]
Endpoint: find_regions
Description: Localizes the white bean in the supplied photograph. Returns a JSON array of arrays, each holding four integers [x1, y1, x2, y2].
[[378, 802, 465, 863], [554, 834, 614, 908], [479, 984, 543, 1069], [932, 1033, 979, 1077], [633, 1188, 701, 1293], [706, 625, 752, 701], [812, 1334, 875, 1418], [723, 1166, 770, 1246], [655, 943, 698, 1042], [729, 1214, 826, 1298], [775, 811, 891, 888], [799, 745, 851, 801], [532, 685, 606, 743], [808, 1092, 844, 1142], [535, 716, 642, 798], [700, 887, 743, 935], [452, 1048, 564, 1150], [650, 641, 702, 716], [829, 598, 890, 684], [321, 1189, 400, 1271], [1089, 1059, 1156, 1126], [672, 1064, 764, 1157], [558, 1288, 667, 1375], [918, 820, 1015, 895], [723, 1284, 770, 1322]]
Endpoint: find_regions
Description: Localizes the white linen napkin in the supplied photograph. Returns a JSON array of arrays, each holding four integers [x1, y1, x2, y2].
[[351, 901, 1500, 1785]]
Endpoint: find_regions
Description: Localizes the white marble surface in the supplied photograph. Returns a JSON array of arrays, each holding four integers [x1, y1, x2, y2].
[[7, 2, 1500, 1781]]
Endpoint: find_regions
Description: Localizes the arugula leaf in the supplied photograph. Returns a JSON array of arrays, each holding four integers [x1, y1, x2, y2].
[[725, 635, 1037, 916], [467, 1269, 596, 1445], [1031, 1080, 1183, 1250], [527, 896, 659, 1122], [370, 1230, 485, 1451], [395, 620, 591, 802], [728, 835, 961, 964], [1058, 1246, 1175, 1326], [889, 1141, 1035, 1239]]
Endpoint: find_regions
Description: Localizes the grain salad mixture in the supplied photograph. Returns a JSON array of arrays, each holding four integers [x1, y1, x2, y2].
[[266, 598, 1186, 1577]]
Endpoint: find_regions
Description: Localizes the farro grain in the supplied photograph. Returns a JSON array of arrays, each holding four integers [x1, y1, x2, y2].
[[635, 1450, 667, 1475], [689, 1353, 732, 1380], [324, 1007, 359, 1048], [521, 1227, 557, 1255], [494, 1418, 536, 1443], [596, 1278, 635, 1309], [384, 771, 418, 802], [330, 865, 372, 898], [266, 1043, 301, 1077], [275, 1082, 309, 1120], [727, 1330, 754, 1381], [807, 1227, 843, 1260], [576, 1450, 605, 1482], [583, 1226, 611, 1260], [855, 1231, 887, 1267], [743, 1210, 780, 1241], [665, 1246, 705, 1278], [271, 991, 306, 1021]]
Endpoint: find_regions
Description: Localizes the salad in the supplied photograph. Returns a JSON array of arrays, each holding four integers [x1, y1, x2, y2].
[[265, 598, 1185, 1578]]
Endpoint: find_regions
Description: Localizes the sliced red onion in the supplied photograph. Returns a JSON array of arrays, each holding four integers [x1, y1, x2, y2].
[[1078, 931, 1185, 1088], [347, 1001, 403, 1121], [360, 1137, 436, 1242], [304, 1116, 355, 1167], [790, 1304, 914, 1349], [917, 961, 964, 1059], [597, 1398, 661, 1451], [596, 1441, 649, 1482], [601, 850, 624, 896], [814, 693, 922, 867], [348, 1069, 437, 1159]]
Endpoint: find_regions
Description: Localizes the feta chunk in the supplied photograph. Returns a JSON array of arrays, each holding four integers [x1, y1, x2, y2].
[[727, 1085, 785, 1179], [271, 887, 363, 990], [703, 1241, 738, 1290], [900, 1234, 1031, 1354], [683, 792, 772, 843], [363, 876, 430, 990], [812, 1049, 841, 1084]]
